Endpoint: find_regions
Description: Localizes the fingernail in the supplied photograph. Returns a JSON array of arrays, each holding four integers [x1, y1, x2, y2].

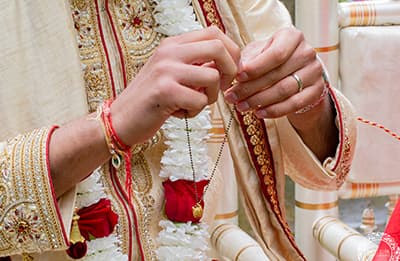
[[224, 92, 238, 103], [255, 109, 267, 118], [237, 71, 248, 82], [237, 101, 250, 112]]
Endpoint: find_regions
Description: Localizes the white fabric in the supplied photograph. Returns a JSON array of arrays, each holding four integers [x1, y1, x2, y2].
[[340, 26, 400, 183], [0, 1, 87, 140]]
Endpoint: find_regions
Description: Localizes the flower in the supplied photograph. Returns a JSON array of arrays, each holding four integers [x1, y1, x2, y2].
[[77, 198, 119, 240]]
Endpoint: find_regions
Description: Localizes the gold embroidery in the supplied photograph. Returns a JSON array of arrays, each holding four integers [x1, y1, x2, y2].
[[198, 0, 224, 29], [108, 0, 163, 82], [70, 0, 114, 111], [240, 111, 297, 244], [0, 128, 67, 256], [330, 89, 353, 188], [130, 153, 152, 194]]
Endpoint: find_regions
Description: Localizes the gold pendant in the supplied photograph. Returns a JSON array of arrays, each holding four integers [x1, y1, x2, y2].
[[192, 202, 203, 219]]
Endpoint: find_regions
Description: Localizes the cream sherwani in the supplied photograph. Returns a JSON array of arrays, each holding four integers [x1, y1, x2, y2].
[[0, 0, 356, 260]]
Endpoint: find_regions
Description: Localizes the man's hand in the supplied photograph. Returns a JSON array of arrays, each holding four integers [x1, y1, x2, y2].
[[112, 26, 240, 146]]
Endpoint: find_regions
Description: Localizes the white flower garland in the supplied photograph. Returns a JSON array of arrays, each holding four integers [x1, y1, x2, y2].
[[75, 1, 207, 260], [75, 169, 128, 261], [156, 109, 212, 261], [154, 2, 212, 260], [153, 0, 202, 36]]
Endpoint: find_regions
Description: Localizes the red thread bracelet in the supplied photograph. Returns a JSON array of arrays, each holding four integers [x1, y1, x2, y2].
[[99, 99, 133, 201]]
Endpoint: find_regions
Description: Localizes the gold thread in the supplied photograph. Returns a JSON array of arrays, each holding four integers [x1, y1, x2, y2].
[[295, 200, 338, 210]]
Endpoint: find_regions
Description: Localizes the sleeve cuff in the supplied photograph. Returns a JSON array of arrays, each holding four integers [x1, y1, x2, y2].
[[275, 86, 357, 191], [0, 126, 69, 257]]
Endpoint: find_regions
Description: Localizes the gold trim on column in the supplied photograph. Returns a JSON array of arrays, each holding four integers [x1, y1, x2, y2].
[[337, 233, 363, 260], [351, 183, 379, 198], [214, 210, 238, 220], [314, 43, 339, 53], [313, 216, 339, 244], [211, 224, 235, 248], [295, 200, 338, 210], [234, 244, 259, 261]]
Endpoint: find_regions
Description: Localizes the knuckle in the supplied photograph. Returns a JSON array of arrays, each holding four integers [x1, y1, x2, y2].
[[232, 45, 241, 60], [271, 47, 287, 64], [237, 84, 251, 99], [303, 45, 317, 61], [265, 107, 280, 118], [159, 37, 173, 48], [292, 95, 306, 110], [314, 61, 324, 75], [211, 39, 225, 53], [209, 69, 221, 84], [296, 30, 305, 41], [152, 62, 170, 77], [277, 81, 292, 97]]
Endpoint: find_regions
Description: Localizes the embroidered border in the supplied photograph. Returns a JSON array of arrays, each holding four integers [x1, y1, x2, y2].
[[196, 1, 305, 258], [0, 127, 68, 256], [70, 0, 115, 112], [328, 87, 353, 188], [197, 0, 225, 30], [106, 0, 163, 84]]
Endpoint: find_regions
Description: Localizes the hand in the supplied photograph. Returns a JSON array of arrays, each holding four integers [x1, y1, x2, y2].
[[224, 27, 325, 119], [111, 26, 240, 145]]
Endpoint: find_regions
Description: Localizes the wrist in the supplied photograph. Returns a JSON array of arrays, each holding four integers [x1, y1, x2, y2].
[[288, 94, 333, 133]]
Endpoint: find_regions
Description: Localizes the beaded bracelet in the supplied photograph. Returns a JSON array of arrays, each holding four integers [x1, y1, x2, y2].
[[98, 99, 133, 200], [295, 83, 329, 114], [295, 67, 330, 114]]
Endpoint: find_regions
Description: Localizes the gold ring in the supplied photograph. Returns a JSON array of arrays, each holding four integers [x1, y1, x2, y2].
[[292, 73, 303, 93]]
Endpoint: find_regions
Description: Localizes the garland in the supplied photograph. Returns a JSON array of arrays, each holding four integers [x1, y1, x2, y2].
[[154, 2, 213, 260], [71, 1, 207, 260]]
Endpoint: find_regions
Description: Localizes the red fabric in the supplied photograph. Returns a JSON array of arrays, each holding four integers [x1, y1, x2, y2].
[[77, 198, 119, 240], [163, 179, 209, 223], [373, 200, 400, 260], [66, 241, 87, 259]]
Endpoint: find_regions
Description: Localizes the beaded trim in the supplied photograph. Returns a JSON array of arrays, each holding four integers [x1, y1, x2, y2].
[[0, 127, 68, 256]]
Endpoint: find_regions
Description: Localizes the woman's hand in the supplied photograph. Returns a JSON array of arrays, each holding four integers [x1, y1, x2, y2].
[[112, 26, 240, 146], [224, 27, 325, 120], [223, 26, 338, 160]]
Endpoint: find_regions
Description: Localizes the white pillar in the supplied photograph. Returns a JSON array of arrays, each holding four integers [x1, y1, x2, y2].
[[294, 1, 340, 259], [295, 0, 339, 88], [295, 184, 338, 261]]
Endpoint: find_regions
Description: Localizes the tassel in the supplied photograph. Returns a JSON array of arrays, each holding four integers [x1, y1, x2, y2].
[[67, 211, 87, 259]]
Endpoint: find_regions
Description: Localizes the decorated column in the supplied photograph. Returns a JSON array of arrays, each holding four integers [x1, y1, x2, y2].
[[294, 1, 339, 260]]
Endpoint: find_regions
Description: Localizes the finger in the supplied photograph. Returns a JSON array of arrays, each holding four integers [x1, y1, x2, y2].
[[177, 40, 238, 90], [238, 27, 303, 82], [253, 82, 324, 119], [235, 60, 324, 113], [169, 26, 241, 66], [168, 83, 209, 115], [177, 64, 220, 104], [226, 41, 317, 103]]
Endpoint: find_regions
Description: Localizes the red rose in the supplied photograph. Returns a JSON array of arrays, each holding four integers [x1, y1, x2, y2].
[[163, 179, 209, 223], [77, 198, 119, 240]]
